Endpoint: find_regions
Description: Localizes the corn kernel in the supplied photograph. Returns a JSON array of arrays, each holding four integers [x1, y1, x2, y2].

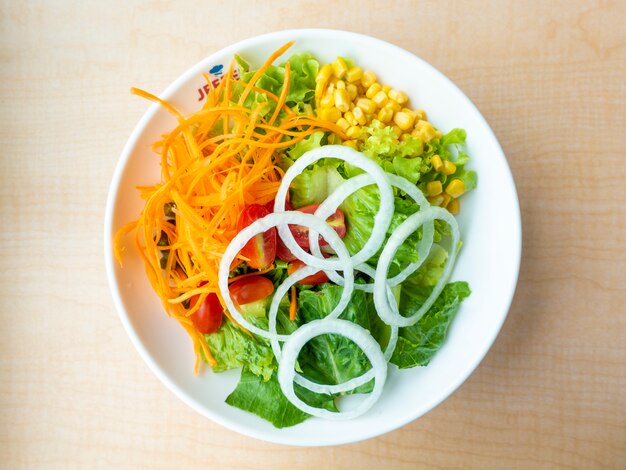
[[393, 111, 415, 130], [343, 139, 358, 149], [382, 85, 391, 94], [415, 120, 438, 143], [320, 93, 334, 108], [400, 133, 411, 142], [431, 155, 444, 172], [332, 58, 348, 79], [336, 80, 346, 89], [391, 125, 403, 138], [445, 179, 465, 198], [388, 89, 409, 104], [372, 90, 388, 107], [346, 83, 358, 101], [401, 107, 413, 114], [352, 106, 367, 125], [361, 70, 377, 88], [356, 98, 376, 114], [440, 193, 452, 208], [366, 83, 382, 99], [384, 99, 401, 112], [326, 133, 338, 144], [442, 160, 457, 176], [345, 66, 363, 83], [334, 89, 350, 112], [447, 198, 460, 214], [428, 195, 445, 206], [426, 181, 443, 196], [415, 109, 427, 121], [319, 107, 341, 123], [344, 111, 358, 126], [336, 117, 350, 132], [315, 81, 325, 100], [316, 64, 332, 83], [377, 107, 394, 124], [346, 126, 362, 139], [370, 119, 385, 129]]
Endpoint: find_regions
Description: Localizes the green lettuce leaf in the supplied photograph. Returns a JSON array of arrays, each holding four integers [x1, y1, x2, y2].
[[225, 367, 337, 428], [204, 319, 275, 381], [391, 281, 471, 369], [289, 160, 345, 207], [295, 286, 389, 393]]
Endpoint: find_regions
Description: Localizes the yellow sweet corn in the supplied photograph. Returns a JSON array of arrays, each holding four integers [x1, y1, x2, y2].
[[440, 192, 452, 208], [391, 125, 403, 138], [372, 90, 388, 107], [366, 83, 382, 99], [426, 181, 443, 196], [346, 83, 358, 101], [361, 70, 377, 88], [382, 85, 391, 94], [352, 106, 367, 125], [441, 160, 457, 176], [388, 89, 409, 104], [332, 58, 348, 79], [447, 198, 460, 214], [393, 111, 415, 130], [428, 195, 445, 206], [384, 100, 401, 112], [336, 117, 350, 131], [319, 107, 341, 123], [414, 120, 439, 143], [356, 98, 377, 114], [445, 179, 465, 198], [336, 80, 346, 89], [431, 154, 444, 172], [415, 109, 427, 121], [346, 126, 362, 139], [344, 111, 358, 126], [320, 93, 334, 108], [345, 66, 363, 83], [343, 140, 359, 149], [334, 89, 350, 112], [316, 64, 332, 83], [377, 107, 394, 124]]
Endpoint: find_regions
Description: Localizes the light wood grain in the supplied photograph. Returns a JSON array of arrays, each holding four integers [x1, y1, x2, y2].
[[1, 0, 625, 468]]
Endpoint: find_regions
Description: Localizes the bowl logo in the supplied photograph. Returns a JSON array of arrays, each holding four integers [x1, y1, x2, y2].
[[197, 63, 240, 101]]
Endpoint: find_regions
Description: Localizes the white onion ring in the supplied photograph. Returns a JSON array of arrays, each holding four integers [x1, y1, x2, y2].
[[374, 206, 460, 327], [273, 145, 395, 269], [277, 319, 388, 420], [267, 262, 399, 395], [218, 212, 354, 341], [308, 172, 435, 292]]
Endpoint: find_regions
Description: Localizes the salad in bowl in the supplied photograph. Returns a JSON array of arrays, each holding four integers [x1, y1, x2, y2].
[[106, 29, 520, 445]]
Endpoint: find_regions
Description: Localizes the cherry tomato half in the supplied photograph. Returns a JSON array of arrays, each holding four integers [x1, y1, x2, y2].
[[289, 204, 346, 250], [237, 204, 277, 269], [189, 292, 223, 334], [287, 259, 330, 285], [229, 275, 274, 305]]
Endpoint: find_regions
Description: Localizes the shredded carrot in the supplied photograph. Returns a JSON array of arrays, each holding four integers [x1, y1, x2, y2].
[[289, 286, 297, 321], [114, 41, 342, 374]]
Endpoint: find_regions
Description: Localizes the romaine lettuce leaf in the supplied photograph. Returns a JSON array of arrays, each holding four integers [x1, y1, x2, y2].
[[204, 319, 275, 381], [391, 281, 471, 368], [225, 367, 337, 428]]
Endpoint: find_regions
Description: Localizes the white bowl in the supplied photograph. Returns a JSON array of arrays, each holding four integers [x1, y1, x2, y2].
[[104, 29, 521, 446]]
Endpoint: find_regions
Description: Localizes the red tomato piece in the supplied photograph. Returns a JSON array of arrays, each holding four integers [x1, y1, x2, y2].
[[189, 292, 223, 334], [229, 276, 274, 305], [289, 204, 346, 249], [237, 204, 277, 269], [287, 259, 330, 285]]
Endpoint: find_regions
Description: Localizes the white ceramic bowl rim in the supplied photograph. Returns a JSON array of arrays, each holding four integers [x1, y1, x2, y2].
[[104, 28, 521, 446]]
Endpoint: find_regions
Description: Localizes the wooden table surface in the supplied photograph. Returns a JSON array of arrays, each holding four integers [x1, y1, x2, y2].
[[1, 1, 625, 468]]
